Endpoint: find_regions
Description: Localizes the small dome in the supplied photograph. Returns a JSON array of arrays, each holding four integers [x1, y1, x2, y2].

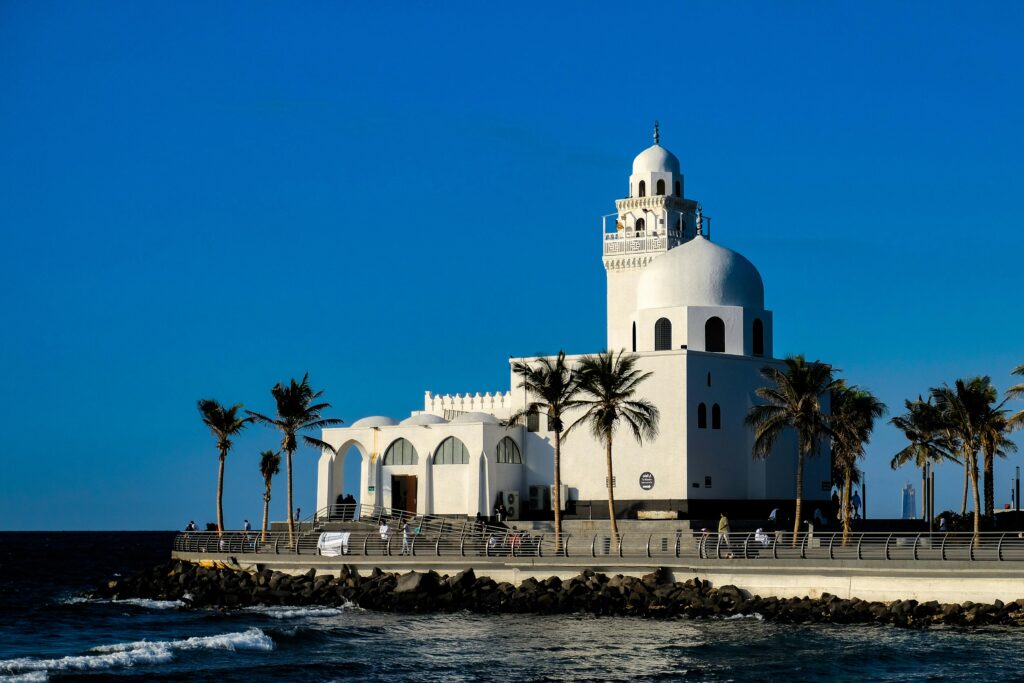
[[399, 413, 449, 426], [632, 144, 680, 176], [636, 236, 764, 310], [449, 411, 501, 425], [350, 415, 399, 428]]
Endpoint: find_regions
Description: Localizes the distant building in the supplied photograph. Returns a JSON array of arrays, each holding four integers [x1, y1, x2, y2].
[[901, 482, 917, 520]]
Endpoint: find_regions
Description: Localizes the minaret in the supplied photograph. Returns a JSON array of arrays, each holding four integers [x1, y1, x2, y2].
[[602, 126, 700, 351]]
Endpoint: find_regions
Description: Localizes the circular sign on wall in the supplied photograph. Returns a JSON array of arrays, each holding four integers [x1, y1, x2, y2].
[[639, 472, 655, 491]]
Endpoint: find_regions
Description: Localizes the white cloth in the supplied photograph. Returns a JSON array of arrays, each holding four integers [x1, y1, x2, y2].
[[755, 528, 771, 547], [317, 532, 351, 556]]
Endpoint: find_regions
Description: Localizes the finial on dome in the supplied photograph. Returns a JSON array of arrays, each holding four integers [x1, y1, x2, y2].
[[696, 203, 703, 236], [653, 120, 660, 145]]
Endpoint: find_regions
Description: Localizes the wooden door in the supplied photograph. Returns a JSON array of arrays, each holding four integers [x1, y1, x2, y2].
[[405, 475, 417, 513]]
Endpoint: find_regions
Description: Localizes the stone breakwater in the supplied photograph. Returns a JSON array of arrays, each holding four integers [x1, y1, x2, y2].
[[92, 561, 1024, 628]]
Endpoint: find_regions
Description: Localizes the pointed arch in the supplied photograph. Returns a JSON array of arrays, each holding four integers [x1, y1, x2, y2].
[[638, 180, 646, 197], [656, 179, 665, 195], [635, 217, 646, 232], [712, 404, 721, 430], [382, 438, 418, 465], [434, 436, 469, 464], [496, 436, 522, 464]]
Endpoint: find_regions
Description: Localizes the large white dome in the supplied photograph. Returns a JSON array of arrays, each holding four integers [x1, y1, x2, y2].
[[632, 144, 680, 175], [636, 236, 764, 310]]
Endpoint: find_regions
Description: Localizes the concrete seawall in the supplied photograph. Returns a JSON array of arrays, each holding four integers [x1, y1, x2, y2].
[[171, 551, 1024, 604]]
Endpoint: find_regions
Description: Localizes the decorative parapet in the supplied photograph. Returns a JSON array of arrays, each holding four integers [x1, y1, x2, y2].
[[424, 390, 513, 415]]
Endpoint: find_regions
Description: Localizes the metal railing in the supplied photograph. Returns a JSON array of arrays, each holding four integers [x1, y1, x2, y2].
[[695, 531, 1024, 562], [172, 506, 1024, 563]]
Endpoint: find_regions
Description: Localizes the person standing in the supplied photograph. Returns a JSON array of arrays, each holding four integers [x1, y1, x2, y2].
[[718, 512, 733, 558], [401, 522, 411, 555]]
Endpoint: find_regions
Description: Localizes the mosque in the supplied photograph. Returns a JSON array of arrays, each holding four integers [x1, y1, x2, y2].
[[317, 127, 831, 521]]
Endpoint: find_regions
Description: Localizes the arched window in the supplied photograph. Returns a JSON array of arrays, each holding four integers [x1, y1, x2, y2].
[[712, 404, 721, 430], [434, 436, 469, 465], [383, 438, 418, 465], [705, 317, 725, 352], [654, 317, 672, 351], [697, 403, 707, 429], [632, 321, 637, 352], [496, 436, 522, 464], [753, 318, 764, 357], [638, 180, 646, 197], [674, 181, 681, 197], [656, 179, 665, 195], [635, 217, 645, 232]]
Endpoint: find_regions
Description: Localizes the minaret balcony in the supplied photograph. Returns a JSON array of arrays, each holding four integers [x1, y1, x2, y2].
[[603, 230, 684, 256]]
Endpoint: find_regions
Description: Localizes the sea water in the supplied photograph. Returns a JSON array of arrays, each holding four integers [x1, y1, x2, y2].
[[0, 532, 1020, 682]]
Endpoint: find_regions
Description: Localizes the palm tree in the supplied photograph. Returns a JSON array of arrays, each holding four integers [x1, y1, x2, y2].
[[745, 354, 840, 541], [890, 397, 960, 519], [247, 373, 343, 545], [506, 350, 583, 552], [259, 450, 281, 542], [197, 399, 252, 534], [931, 377, 997, 540], [979, 399, 1017, 517], [572, 350, 659, 544], [1008, 364, 1024, 431], [830, 383, 886, 542]]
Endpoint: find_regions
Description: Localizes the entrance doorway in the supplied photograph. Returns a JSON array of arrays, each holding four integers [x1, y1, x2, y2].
[[391, 475, 418, 513]]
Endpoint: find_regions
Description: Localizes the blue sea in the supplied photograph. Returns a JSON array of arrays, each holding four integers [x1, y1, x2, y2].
[[1, 532, 1021, 682]]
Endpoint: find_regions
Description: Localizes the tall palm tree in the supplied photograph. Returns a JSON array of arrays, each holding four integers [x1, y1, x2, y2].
[[745, 354, 840, 540], [931, 377, 997, 540], [506, 350, 583, 552], [890, 397, 960, 518], [197, 399, 252, 534], [259, 450, 281, 542], [979, 400, 1017, 517], [572, 350, 659, 544], [830, 383, 886, 542], [247, 373, 342, 545], [1008, 364, 1024, 431]]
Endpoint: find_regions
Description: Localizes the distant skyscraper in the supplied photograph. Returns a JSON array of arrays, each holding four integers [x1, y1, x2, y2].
[[901, 482, 917, 520]]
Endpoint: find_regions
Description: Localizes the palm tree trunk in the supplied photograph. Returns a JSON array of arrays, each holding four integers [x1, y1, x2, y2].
[[983, 448, 994, 518], [605, 436, 618, 545], [261, 486, 270, 543], [217, 450, 226, 534], [842, 472, 853, 544], [553, 429, 562, 554], [970, 452, 981, 544], [961, 465, 969, 517], [286, 448, 295, 547], [792, 443, 805, 546]]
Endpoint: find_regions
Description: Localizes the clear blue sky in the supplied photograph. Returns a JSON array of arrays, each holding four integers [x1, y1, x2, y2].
[[1, 2, 1021, 530]]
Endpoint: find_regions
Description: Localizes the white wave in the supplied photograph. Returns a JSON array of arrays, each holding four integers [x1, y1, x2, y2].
[[241, 605, 352, 619], [57, 596, 183, 610], [92, 628, 274, 653], [0, 673, 49, 682], [724, 612, 764, 620], [0, 628, 272, 679], [113, 598, 185, 610]]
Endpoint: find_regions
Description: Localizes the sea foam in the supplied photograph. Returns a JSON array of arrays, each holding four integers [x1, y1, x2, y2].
[[0, 628, 273, 680]]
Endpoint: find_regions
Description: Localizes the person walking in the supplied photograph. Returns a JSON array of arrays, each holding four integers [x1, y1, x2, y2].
[[718, 512, 733, 559]]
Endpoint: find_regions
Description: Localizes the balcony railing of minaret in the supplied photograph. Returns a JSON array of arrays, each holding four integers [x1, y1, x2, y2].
[[602, 227, 685, 256]]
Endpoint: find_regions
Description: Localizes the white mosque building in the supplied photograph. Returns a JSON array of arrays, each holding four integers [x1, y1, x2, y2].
[[317, 127, 831, 521]]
